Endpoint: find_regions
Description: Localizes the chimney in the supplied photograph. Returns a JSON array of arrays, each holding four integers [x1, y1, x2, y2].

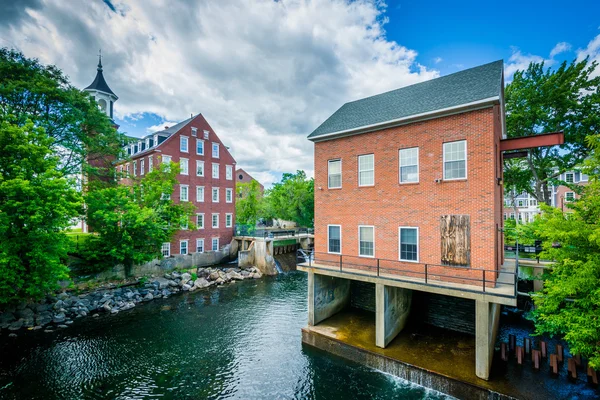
[[165, 126, 169, 130]]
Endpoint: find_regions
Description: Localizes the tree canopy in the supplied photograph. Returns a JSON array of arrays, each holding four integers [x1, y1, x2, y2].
[[504, 58, 600, 205], [235, 179, 264, 227], [264, 170, 314, 227]]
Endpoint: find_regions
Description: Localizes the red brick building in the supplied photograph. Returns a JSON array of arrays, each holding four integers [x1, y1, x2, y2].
[[236, 168, 265, 194]]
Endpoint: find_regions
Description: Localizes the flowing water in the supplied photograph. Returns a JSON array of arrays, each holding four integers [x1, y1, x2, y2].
[[0, 271, 448, 400]]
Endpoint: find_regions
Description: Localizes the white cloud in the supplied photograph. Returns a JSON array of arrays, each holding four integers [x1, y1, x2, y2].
[[433, 56, 442, 64], [146, 121, 179, 134], [1, 0, 440, 186], [550, 41, 571, 58], [504, 47, 552, 81], [577, 33, 600, 78]]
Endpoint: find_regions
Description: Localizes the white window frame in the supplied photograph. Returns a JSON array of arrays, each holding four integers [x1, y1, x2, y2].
[[191, 127, 198, 137], [145, 138, 150, 148], [161, 243, 171, 257], [212, 238, 219, 251], [212, 142, 219, 158], [225, 213, 233, 228], [196, 160, 204, 177], [140, 159, 145, 175], [133, 160, 137, 176], [398, 226, 419, 263], [565, 173, 574, 183], [196, 186, 205, 202], [328, 159, 342, 189], [212, 213, 219, 228], [180, 184, 189, 202], [162, 155, 172, 171], [358, 225, 375, 258], [148, 156, 153, 172], [226, 165, 233, 180], [399, 147, 419, 184], [180, 158, 189, 175], [180, 240, 188, 255], [358, 154, 375, 187], [226, 188, 233, 203], [327, 224, 342, 255], [203, 130, 209, 140], [196, 238, 204, 253], [565, 192, 575, 202], [212, 163, 219, 179], [197, 213, 204, 229], [212, 187, 219, 203], [180, 135, 189, 153], [196, 139, 204, 156], [443, 140, 467, 181]]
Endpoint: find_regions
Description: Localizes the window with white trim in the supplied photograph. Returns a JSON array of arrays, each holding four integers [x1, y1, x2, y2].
[[328, 159, 341, 188], [358, 154, 374, 186], [399, 227, 418, 262], [225, 188, 232, 203], [140, 159, 145, 175], [180, 158, 189, 175], [212, 163, 219, 179], [517, 199, 525, 207], [161, 243, 170, 257], [203, 130, 209, 140], [125, 163, 130, 176], [180, 240, 188, 255], [225, 213, 233, 228], [148, 156, 153, 172], [196, 186, 205, 202], [565, 192, 575, 202], [196, 139, 204, 155], [197, 213, 204, 229], [443, 140, 467, 180], [145, 138, 150, 148], [133, 161, 137, 176], [180, 136, 189, 153], [328, 225, 341, 254], [196, 160, 204, 177], [212, 238, 219, 251], [399, 147, 419, 183], [162, 155, 172, 171], [530, 199, 538, 206], [212, 187, 219, 203], [565, 173, 574, 183], [359, 226, 374, 257], [196, 238, 204, 253], [212, 143, 219, 158], [191, 127, 198, 137], [181, 218, 188, 230], [212, 213, 219, 228], [180, 185, 189, 202], [226, 165, 233, 180]]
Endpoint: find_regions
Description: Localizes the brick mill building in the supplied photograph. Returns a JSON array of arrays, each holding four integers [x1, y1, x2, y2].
[[298, 60, 563, 381], [83, 59, 236, 257]]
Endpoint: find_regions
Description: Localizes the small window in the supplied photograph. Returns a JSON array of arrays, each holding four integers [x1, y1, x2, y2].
[[529, 199, 537, 206], [212, 163, 219, 179], [517, 199, 525, 207], [197, 161, 204, 177], [196, 186, 204, 202], [180, 185, 189, 202], [161, 243, 171, 257], [503, 214, 507, 220], [399, 147, 419, 183], [180, 240, 188, 255], [212, 213, 219, 228], [212, 238, 219, 251], [328, 225, 341, 254], [358, 226, 374, 257], [196, 239, 204, 253], [148, 156, 153, 172], [180, 136, 189, 152], [196, 139, 204, 155], [226, 188, 233, 203], [358, 154, 374, 186], [399, 227, 418, 262], [140, 159, 145, 175], [226, 213, 233, 228], [510, 213, 515, 219], [226, 165, 233, 180], [145, 138, 150, 148], [133, 161, 137, 176], [162, 155, 172, 171], [204, 130, 209, 140], [197, 213, 204, 229], [328, 159, 342, 188], [212, 143, 219, 158], [212, 187, 219, 203], [239, 174, 244, 180], [443, 140, 467, 180], [180, 158, 189, 175], [565, 192, 575, 202], [565, 173, 574, 183], [191, 127, 198, 137]]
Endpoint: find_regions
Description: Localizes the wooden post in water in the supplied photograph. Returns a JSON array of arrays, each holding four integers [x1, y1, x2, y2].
[[523, 337, 531, 355], [540, 341, 548, 358], [550, 354, 559, 377], [587, 366, 598, 387], [516, 346, 524, 365], [509, 334, 516, 353], [557, 344, 564, 364], [501, 343, 508, 362], [574, 354, 582, 368], [568, 358, 577, 382], [532, 350, 541, 370]]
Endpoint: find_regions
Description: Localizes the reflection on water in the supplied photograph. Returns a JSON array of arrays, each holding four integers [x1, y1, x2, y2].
[[0, 272, 448, 399]]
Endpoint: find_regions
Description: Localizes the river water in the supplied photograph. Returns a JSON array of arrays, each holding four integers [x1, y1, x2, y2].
[[0, 271, 447, 399]]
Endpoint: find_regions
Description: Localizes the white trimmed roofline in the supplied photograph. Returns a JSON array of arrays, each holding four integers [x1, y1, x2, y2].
[[309, 96, 500, 142]]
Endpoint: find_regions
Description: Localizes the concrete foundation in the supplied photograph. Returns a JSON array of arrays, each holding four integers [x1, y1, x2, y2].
[[475, 300, 501, 380], [308, 272, 350, 326], [376, 284, 412, 348]]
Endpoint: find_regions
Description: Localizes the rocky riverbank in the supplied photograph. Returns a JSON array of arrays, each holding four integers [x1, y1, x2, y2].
[[0, 265, 263, 336]]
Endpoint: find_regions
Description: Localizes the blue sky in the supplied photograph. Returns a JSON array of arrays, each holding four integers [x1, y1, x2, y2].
[[2, 0, 600, 186]]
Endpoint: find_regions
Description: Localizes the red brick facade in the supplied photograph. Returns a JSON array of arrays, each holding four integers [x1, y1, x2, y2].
[[313, 106, 504, 284], [118, 114, 236, 256]]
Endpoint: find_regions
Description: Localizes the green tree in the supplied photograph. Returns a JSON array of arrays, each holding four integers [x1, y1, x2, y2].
[[236, 179, 263, 226], [264, 170, 314, 227], [81, 162, 195, 274], [0, 120, 82, 303], [0, 48, 124, 179], [505, 58, 600, 205], [530, 134, 600, 366]]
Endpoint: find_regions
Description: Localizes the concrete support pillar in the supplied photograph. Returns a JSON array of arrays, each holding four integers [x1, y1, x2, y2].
[[308, 272, 350, 326], [376, 284, 412, 348], [475, 300, 501, 380]]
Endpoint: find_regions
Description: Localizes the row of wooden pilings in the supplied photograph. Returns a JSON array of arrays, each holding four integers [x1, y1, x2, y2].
[[500, 334, 598, 386]]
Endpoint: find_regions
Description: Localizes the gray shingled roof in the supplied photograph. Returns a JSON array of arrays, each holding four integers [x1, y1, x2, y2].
[[308, 60, 503, 140]]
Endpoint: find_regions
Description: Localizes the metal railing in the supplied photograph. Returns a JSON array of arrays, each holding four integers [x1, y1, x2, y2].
[[296, 250, 518, 299], [235, 225, 314, 239]]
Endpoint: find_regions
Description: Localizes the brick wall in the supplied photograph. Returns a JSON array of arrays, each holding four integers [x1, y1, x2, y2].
[[313, 107, 503, 284]]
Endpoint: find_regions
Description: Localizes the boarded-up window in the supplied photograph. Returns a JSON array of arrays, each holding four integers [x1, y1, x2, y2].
[[440, 215, 470, 266]]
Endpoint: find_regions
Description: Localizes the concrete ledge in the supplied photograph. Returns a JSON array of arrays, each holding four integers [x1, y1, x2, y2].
[[302, 327, 515, 400]]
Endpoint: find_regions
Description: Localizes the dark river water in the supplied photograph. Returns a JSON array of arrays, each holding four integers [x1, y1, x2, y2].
[[0, 271, 447, 399]]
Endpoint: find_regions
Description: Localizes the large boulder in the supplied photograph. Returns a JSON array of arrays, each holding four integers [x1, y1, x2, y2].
[[152, 277, 171, 290], [180, 273, 192, 285], [194, 278, 210, 289]]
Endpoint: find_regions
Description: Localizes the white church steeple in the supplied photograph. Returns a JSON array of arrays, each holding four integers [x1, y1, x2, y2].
[[84, 50, 118, 119]]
